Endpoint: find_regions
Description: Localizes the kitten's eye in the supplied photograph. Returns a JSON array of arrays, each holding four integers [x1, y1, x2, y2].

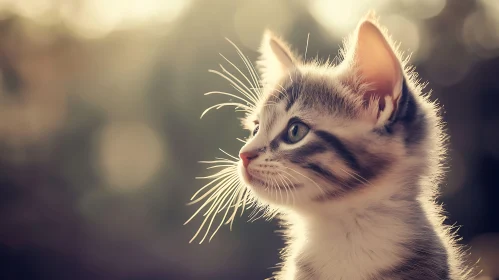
[[252, 124, 260, 136], [285, 122, 309, 144]]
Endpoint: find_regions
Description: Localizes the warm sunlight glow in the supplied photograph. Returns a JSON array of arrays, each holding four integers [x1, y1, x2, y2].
[[234, 0, 294, 51], [400, 0, 446, 19], [382, 15, 420, 55], [0, 0, 191, 38], [308, 0, 388, 38]]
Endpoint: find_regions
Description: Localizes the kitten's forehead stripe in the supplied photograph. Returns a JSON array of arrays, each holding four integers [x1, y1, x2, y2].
[[284, 81, 299, 112], [266, 71, 357, 117]]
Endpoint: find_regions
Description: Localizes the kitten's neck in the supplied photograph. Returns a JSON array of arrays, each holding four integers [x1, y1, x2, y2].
[[278, 195, 452, 280]]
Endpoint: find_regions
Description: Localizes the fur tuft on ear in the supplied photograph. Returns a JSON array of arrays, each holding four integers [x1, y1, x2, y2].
[[341, 12, 404, 126], [257, 30, 299, 88]]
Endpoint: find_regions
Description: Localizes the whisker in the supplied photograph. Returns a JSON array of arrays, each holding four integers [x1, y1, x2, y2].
[[225, 38, 262, 99], [339, 167, 374, 187], [191, 169, 236, 199], [195, 168, 234, 180], [245, 56, 263, 97], [219, 54, 260, 102], [283, 173, 296, 204], [205, 91, 253, 106], [201, 176, 240, 217], [225, 186, 246, 229], [219, 64, 259, 105], [209, 69, 258, 106], [219, 149, 239, 160], [229, 84, 257, 106], [198, 160, 237, 164], [305, 33, 310, 61], [282, 166, 326, 195], [187, 175, 239, 243], [277, 174, 290, 205], [208, 183, 242, 241], [271, 177, 283, 202], [205, 164, 238, 170], [201, 102, 252, 119], [276, 84, 291, 103], [197, 177, 240, 243], [187, 173, 238, 212], [241, 189, 252, 217], [236, 138, 247, 143], [214, 157, 236, 161]]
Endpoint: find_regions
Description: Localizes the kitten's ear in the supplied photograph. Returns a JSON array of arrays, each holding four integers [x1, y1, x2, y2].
[[346, 15, 403, 125], [257, 30, 299, 87]]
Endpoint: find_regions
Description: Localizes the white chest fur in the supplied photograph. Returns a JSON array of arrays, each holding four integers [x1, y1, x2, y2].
[[278, 199, 419, 280]]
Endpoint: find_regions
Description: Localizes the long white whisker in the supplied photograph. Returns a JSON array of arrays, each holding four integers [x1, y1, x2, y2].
[[186, 173, 238, 218], [305, 33, 310, 61], [219, 149, 239, 160], [241, 189, 251, 217], [282, 166, 326, 195], [245, 56, 263, 97], [281, 173, 296, 205], [199, 181, 239, 243], [204, 91, 253, 106], [187, 174, 239, 243], [201, 102, 252, 119], [236, 138, 247, 143], [209, 69, 258, 107], [271, 176, 283, 202], [205, 164, 238, 170], [201, 176, 239, 217], [229, 84, 257, 105], [220, 53, 258, 92], [225, 39, 262, 99], [277, 174, 289, 205], [209, 183, 242, 241], [226, 186, 246, 229], [199, 159, 237, 164], [191, 168, 236, 198], [339, 167, 374, 187], [220, 67, 259, 106]]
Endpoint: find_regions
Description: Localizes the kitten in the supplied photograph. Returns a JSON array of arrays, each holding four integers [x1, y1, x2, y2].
[[187, 13, 475, 280]]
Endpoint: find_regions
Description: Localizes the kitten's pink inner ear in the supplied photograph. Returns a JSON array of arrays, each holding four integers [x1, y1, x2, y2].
[[270, 39, 294, 70], [355, 21, 402, 113]]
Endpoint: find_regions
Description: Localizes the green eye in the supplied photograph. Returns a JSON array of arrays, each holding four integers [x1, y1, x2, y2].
[[285, 122, 309, 144]]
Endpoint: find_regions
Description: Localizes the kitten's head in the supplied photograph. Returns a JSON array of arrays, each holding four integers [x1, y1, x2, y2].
[[237, 16, 442, 212]]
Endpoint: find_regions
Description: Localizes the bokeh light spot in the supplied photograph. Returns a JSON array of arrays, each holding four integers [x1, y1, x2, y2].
[[94, 121, 165, 190], [381, 15, 420, 57], [400, 0, 446, 19], [308, 0, 388, 38], [234, 0, 294, 51]]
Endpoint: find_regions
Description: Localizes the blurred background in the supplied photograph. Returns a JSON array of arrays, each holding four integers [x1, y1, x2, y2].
[[0, 0, 498, 279]]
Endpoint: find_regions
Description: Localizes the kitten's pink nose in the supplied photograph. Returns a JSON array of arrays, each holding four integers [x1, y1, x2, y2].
[[239, 151, 259, 168]]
